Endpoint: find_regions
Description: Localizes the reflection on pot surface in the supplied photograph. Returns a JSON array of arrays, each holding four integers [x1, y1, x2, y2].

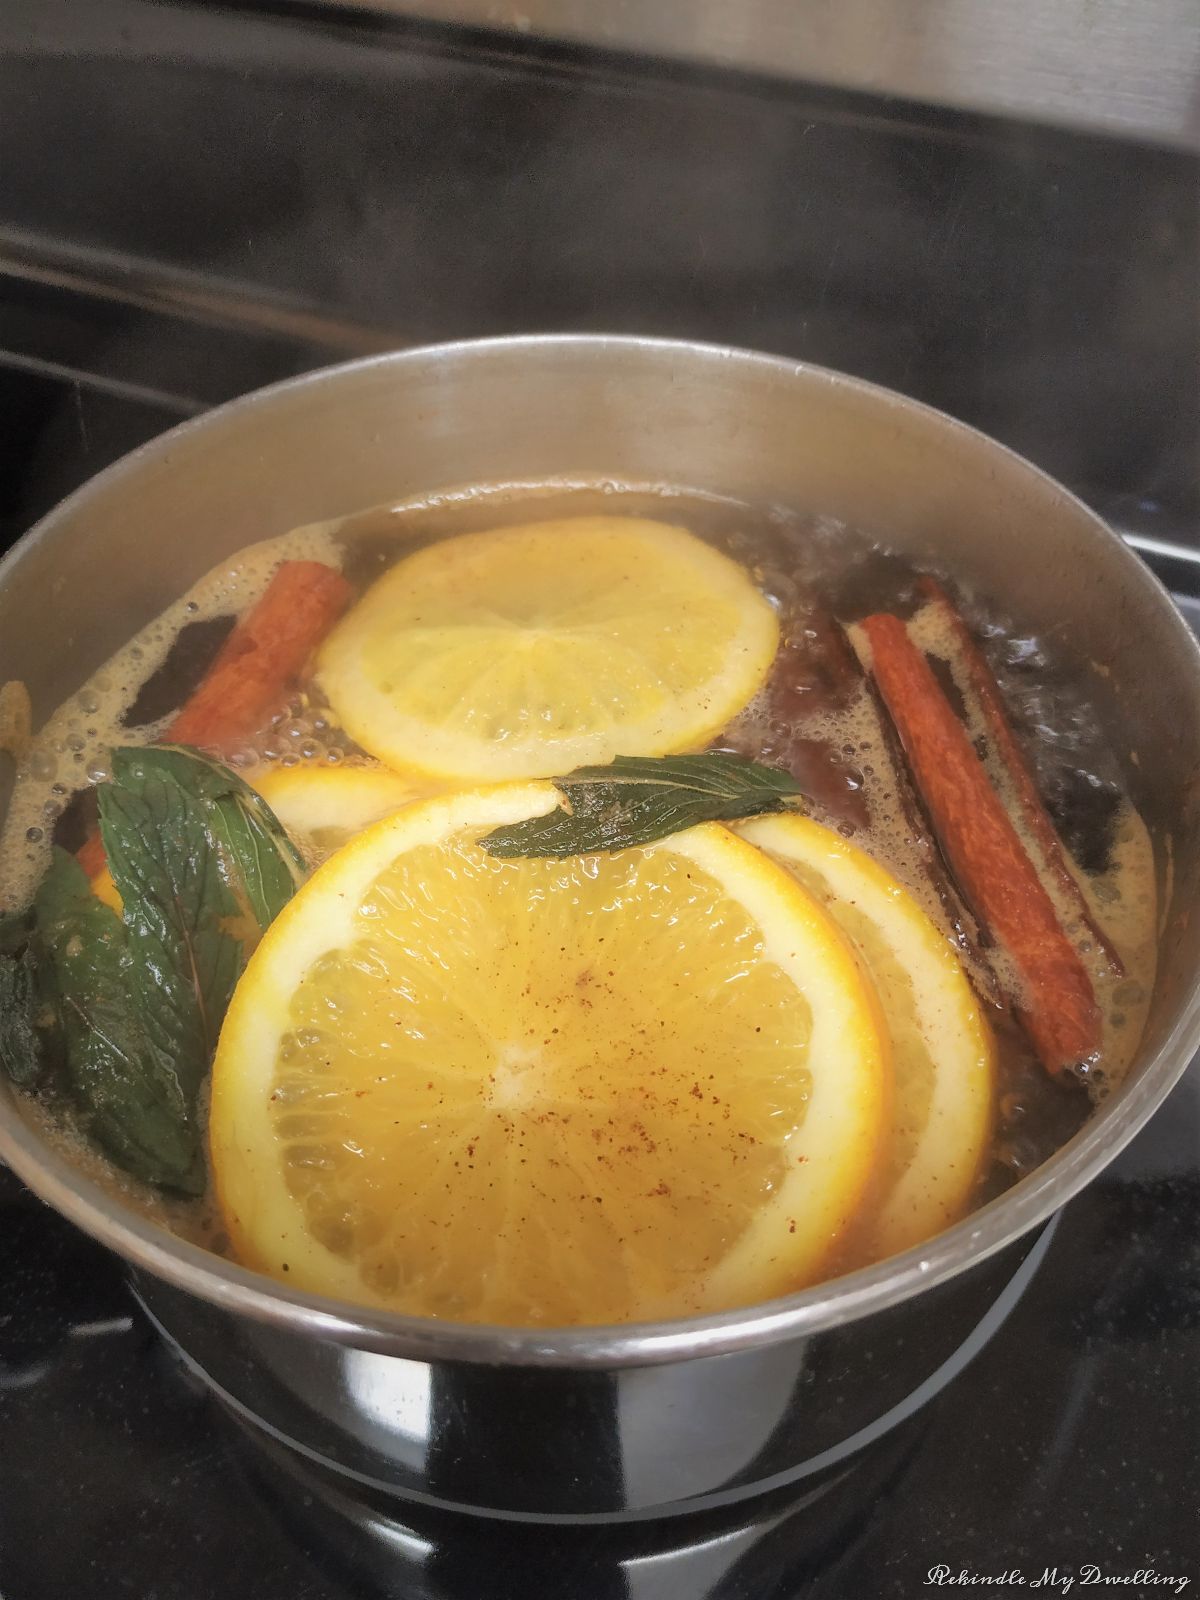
[[136, 1218, 1053, 1517]]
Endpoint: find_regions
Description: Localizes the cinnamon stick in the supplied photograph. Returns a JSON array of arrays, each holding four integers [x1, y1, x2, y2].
[[856, 663, 1002, 1003], [78, 560, 350, 882], [761, 602, 869, 831], [860, 611, 1101, 1074], [917, 578, 1123, 976], [756, 599, 1000, 999], [77, 832, 107, 879], [166, 560, 351, 753]]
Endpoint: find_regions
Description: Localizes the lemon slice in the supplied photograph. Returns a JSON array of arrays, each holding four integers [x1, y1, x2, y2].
[[739, 814, 995, 1256], [209, 786, 888, 1326], [254, 763, 427, 863], [315, 517, 779, 782]]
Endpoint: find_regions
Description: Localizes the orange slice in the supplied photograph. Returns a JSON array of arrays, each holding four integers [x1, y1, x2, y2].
[[315, 517, 779, 781], [740, 813, 995, 1256], [209, 786, 888, 1326]]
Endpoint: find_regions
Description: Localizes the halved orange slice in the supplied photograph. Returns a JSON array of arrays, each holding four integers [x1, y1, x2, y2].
[[741, 813, 995, 1256]]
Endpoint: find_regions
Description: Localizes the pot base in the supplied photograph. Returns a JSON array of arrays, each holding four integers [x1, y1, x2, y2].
[[132, 1218, 1055, 1522], [227, 1398, 929, 1589]]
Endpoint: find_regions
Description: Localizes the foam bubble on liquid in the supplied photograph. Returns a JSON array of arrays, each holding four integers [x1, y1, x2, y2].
[[0, 523, 343, 912], [1074, 800, 1158, 1093]]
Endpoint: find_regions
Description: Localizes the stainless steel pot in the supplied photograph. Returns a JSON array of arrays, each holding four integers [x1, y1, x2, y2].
[[1, 335, 1198, 1522]]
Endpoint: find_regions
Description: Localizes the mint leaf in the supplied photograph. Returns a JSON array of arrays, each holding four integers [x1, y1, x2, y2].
[[4, 751, 302, 1194], [116, 745, 305, 927], [10, 745, 302, 1190], [99, 754, 243, 1101], [0, 910, 32, 959], [0, 910, 64, 1091], [481, 753, 805, 858], [35, 849, 203, 1193], [0, 945, 46, 1087], [98, 746, 302, 1107], [207, 787, 306, 929]]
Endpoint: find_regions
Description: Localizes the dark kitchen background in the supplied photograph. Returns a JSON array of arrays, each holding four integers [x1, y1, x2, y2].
[[0, 3, 1198, 1596]]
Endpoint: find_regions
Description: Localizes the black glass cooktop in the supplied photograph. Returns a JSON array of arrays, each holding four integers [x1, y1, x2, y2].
[[2, 5, 1199, 1594]]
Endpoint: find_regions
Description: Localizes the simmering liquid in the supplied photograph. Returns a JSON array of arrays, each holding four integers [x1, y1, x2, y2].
[[0, 482, 1159, 1273]]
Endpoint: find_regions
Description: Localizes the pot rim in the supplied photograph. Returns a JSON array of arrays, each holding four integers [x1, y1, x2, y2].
[[2, 331, 1198, 1368]]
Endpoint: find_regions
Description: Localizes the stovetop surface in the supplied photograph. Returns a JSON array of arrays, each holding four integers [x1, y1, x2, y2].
[[1, 7, 1198, 1595]]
